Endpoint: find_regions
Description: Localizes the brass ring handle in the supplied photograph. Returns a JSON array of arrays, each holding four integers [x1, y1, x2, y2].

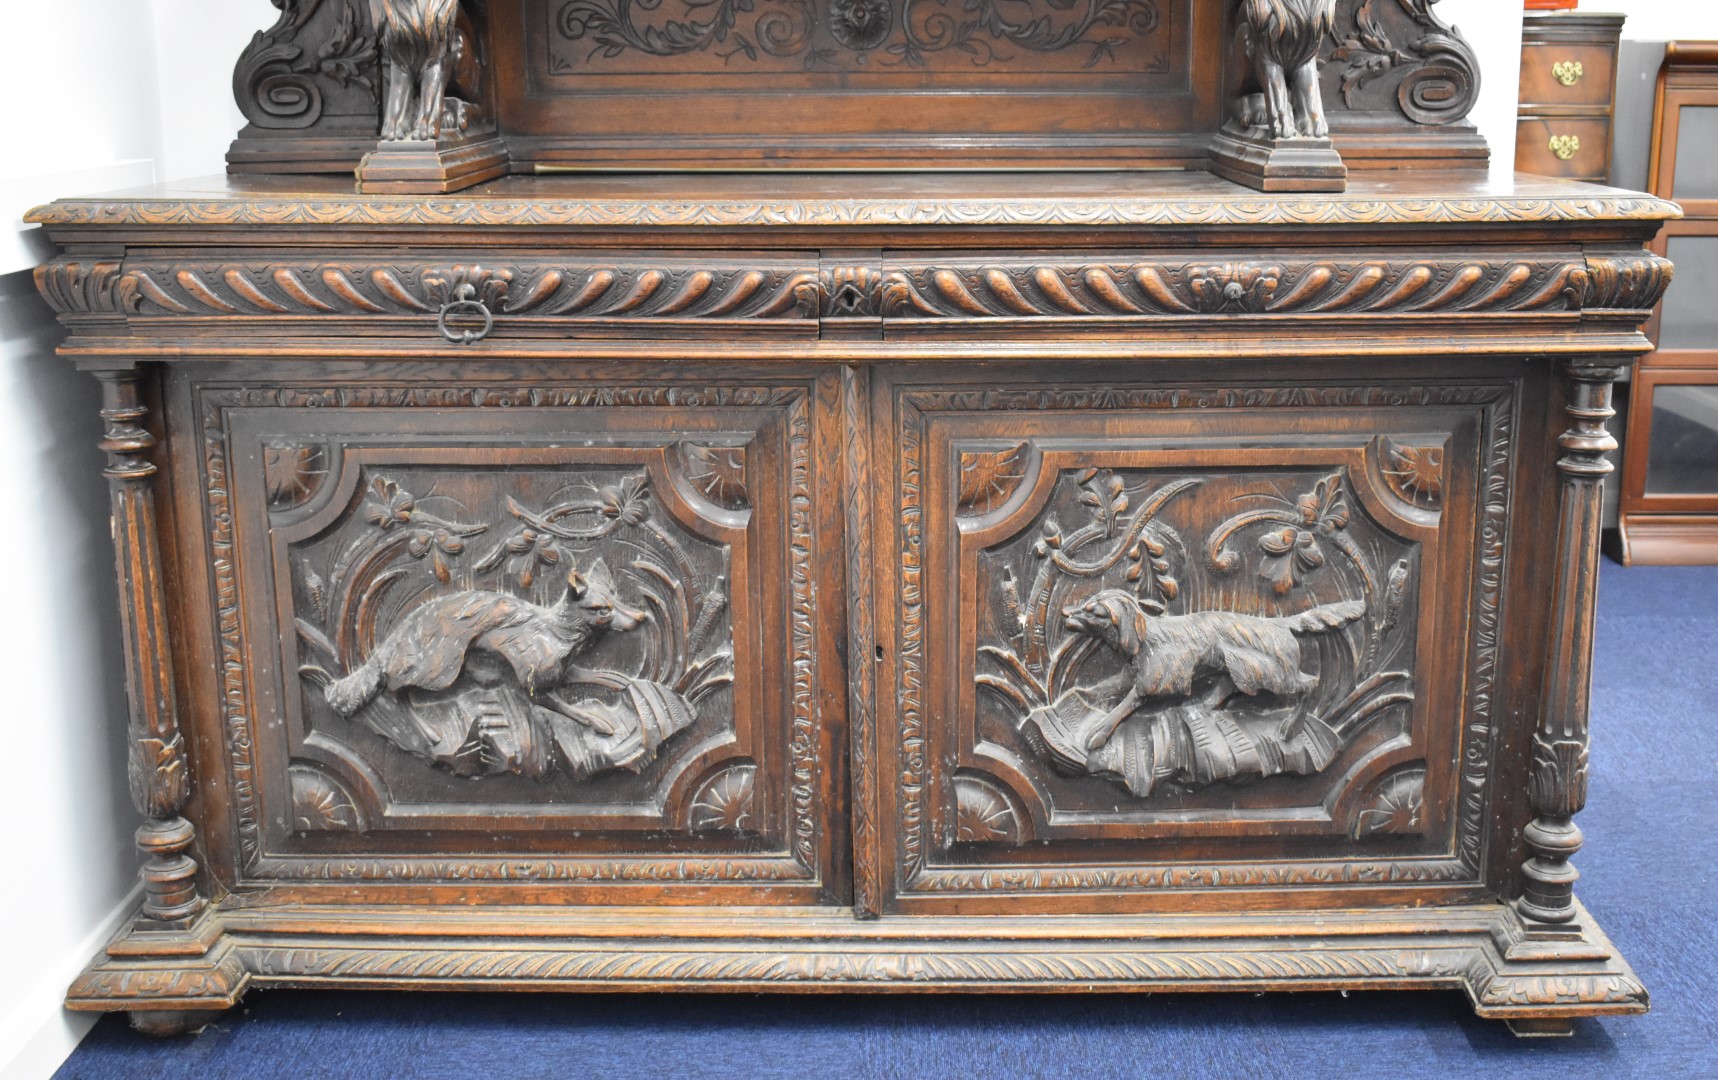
[[1552, 60, 1584, 87], [1548, 134, 1581, 161], [436, 284, 494, 345]]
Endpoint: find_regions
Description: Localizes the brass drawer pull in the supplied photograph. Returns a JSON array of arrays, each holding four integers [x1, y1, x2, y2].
[[1548, 134, 1581, 161], [436, 283, 494, 344], [1553, 60, 1584, 87]]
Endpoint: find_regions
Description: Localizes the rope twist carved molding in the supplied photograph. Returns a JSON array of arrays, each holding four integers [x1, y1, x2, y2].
[[882, 256, 1625, 320], [37, 253, 1671, 328], [107, 262, 821, 321]]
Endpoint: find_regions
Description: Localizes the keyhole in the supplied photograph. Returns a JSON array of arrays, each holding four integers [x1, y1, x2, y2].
[[835, 283, 865, 315]]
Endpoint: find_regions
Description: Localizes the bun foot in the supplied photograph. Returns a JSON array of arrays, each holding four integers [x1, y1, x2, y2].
[[1505, 1017, 1577, 1038], [128, 1008, 226, 1037]]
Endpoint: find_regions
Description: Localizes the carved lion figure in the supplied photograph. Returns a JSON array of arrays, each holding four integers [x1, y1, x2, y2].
[[368, 0, 463, 141], [1236, 0, 1337, 140]]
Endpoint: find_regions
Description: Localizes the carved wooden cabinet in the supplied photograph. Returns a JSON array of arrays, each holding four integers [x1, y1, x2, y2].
[[28, 0, 1679, 1043], [29, 172, 1674, 1036]]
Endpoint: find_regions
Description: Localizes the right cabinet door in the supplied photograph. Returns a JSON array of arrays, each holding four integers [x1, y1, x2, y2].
[[869, 363, 1535, 915]]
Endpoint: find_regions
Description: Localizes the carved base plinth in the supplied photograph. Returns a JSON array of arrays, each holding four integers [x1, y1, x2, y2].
[[71, 897, 1643, 1036], [355, 136, 510, 195], [1209, 126, 1349, 194]]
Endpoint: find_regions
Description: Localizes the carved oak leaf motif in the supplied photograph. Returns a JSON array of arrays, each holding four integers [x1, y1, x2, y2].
[[680, 442, 750, 510], [957, 442, 1029, 516], [689, 765, 757, 834], [954, 778, 1023, 844]]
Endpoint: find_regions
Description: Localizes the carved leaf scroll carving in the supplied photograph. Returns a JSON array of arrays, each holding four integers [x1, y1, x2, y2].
[[1327, 0, 1480, 126], [550, 0, 1163, 73]]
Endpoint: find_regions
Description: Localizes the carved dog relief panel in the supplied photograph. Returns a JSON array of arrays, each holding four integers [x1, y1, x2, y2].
[[881, 371, 1515, 911], [187, 372, 836, 900]]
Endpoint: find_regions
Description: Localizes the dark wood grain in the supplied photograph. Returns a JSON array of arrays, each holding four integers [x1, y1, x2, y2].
[[31, 164, 1670, 1034]]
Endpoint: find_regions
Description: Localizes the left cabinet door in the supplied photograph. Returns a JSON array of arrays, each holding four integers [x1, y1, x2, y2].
[[163, 362, 846, 906]]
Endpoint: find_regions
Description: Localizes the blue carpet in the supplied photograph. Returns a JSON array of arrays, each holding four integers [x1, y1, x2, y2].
[[55, 559, 1718, 1080]]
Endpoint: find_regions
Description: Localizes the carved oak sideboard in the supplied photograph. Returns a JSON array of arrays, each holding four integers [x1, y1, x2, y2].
[[27, 169, 1674, 1037]]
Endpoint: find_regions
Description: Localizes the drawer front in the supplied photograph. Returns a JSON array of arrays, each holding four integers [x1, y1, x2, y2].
[[1515, 117, 1612, 180], [1519, 43, 1617, 110], [873, 364, 1529, 914], [171, 363, 844, 903]]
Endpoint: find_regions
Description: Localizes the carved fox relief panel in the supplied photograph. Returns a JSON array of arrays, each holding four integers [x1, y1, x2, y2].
[[198, 380, 831, 895], [885, 378, 1511, 905]]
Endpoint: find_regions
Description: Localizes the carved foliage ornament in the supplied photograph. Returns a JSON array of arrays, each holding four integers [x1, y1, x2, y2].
[[1326, 0, 1481, 127], [551, 0, 1163, 73], [234, 0, 380, 130]]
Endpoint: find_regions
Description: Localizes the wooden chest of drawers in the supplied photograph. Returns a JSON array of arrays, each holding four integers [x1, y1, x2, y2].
[[1516, 12, 1627, 183], [28, 170, 1675, 1037]]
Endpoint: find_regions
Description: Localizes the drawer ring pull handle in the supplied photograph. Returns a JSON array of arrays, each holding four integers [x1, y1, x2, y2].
[[1548, 133, 1581, 161], [1552, 59, 1583, 87], [437, 284, 494, 345]]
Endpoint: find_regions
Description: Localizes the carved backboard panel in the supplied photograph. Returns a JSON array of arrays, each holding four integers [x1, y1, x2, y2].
[[489, 0, 1218, 167], [878, 370, 1516, 912], [178, 369, 840, 901]]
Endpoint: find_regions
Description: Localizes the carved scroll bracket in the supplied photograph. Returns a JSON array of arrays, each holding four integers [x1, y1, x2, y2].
[[1518, 360, 1625, 926], [97, 369, 206, 925]]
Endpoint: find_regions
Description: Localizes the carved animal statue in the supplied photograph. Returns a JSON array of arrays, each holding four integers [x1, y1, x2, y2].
[[1236, 0, 1337, 140], [1061, 588, 1364, 752], [325, 558, 645, 718], [368, 0, 462, 141]]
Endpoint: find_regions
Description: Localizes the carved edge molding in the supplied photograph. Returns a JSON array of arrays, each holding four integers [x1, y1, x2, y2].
[[197, 382, 822, 884], [25, 194, 1682, 231], [36, 253, 1672, 326], [895, 383, 1513, 894], [64, 903, 1643, 1018]]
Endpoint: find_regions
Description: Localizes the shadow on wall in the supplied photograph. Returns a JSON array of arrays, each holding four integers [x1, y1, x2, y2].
[[0, 267, 137, 938]]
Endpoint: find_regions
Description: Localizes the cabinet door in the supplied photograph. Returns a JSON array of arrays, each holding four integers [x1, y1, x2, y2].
[[168, 363, 844, 905], [869, 364, 1530, 914]]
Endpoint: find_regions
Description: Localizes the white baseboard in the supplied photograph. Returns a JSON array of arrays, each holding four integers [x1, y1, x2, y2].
[[0, 884, 142, 1080]]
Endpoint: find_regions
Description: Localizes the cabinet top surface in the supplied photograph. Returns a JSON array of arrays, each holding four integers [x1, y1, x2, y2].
[[27, 171, 1679, 233]]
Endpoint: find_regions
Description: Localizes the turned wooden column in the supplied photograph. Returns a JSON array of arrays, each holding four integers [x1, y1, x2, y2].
[[95, 366, 204, 925], [1518, 359, 1627, 925]]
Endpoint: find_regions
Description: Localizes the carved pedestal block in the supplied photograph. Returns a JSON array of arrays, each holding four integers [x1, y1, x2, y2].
[[28, 171, 1673, 1035]]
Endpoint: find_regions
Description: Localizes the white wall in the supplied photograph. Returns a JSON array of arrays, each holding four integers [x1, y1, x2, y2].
[[1603, 0, 1718, 42], [0, 4, 265, 1080]]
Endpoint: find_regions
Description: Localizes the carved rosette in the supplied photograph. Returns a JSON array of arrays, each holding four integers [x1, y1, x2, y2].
[[688, 764, 758, 834]]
